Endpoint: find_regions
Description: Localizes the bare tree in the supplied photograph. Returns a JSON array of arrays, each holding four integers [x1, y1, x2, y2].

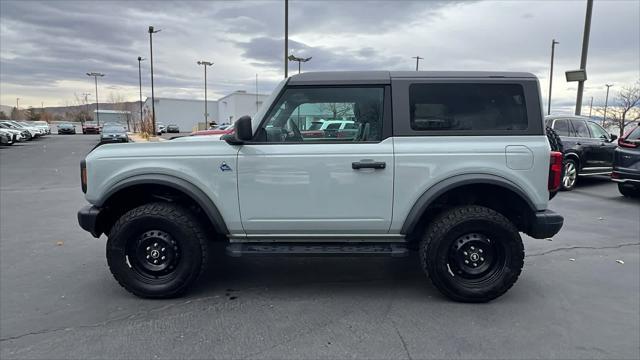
[[598, 80, 640, 137], [320, 103, 352, 120]]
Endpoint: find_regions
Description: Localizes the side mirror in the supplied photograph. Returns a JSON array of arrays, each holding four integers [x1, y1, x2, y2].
[[235, 115, 253, 141], [223, 115, 252, 145], [610, 134, 618, 142]]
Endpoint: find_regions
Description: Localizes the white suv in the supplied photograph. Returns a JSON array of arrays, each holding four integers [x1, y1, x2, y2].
[[78, 71, 564, 302]]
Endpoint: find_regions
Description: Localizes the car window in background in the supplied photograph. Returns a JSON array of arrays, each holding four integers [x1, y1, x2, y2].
[[587, 121, 609, 140], [552, 119, 571, 136], [626, 126, 640, 140], [570, 119, 590, 137], [103, 126, 124, 132]]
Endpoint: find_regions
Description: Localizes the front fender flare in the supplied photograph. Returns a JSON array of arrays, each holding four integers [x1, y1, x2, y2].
[[97, 174, 229, 234]]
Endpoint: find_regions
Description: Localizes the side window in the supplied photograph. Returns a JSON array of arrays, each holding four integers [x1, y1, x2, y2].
[[571, 120, 590, 138], [587, 121, 609, 140], [409, 83, 528, 132], [552, 119, 571, 136], [259, 87, 384, 143]]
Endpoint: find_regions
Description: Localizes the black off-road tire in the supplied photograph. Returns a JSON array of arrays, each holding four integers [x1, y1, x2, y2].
[[546, 125, 564, 152], [419, 206, 524, 303], [106, 202, 208, 298]]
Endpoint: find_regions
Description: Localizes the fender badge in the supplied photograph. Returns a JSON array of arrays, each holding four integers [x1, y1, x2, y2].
[[219, 162, 232, 172]]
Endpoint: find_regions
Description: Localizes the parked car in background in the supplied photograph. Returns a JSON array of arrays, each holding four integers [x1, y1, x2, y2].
[[28, 121, 51, 134], [100, 125, 128, 143], [0, 129, 14, 145], [612, 125, 640, 197], [166, 124, 180, 133], [0, 121, 36, 140], [57, 123, 77, 134], [545, 115, 618, 190], [82, 122, 100, 134], [157, 123, 167, 133], [191, 125, 234, 136], [0, 125, 25, 142], [18, 122, 46, 136]]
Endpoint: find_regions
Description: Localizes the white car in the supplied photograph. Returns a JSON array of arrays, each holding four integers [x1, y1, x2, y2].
[[0, 121, 36, 139], [19, 121, 46, 136], [30, 121, 51, 134], [77, 71, 564, 302], [0, 127, 24, 142]]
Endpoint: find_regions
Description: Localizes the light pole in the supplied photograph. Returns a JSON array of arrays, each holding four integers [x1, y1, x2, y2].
[[137, 57, 145, 126], [197, 61, 214, 125], [149, 26, 161, 133], [81, 92, 91, 121], [575, 0, 593, 115], [603, 84, 613, 126], [412, 56, 424, 71], [86, 72, 104, 125], [284, 0, 288, 78], [547, 39, 559, 115], [16, 98, 19, 110], [589, 96, 593, 118], [288, 54, 312, 74]]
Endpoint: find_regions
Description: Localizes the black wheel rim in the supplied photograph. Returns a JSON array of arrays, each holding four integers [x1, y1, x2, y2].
[[448, 233, 506, 281], [125, 230, 180, 279]]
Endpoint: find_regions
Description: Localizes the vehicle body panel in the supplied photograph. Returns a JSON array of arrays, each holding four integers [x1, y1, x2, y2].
[[236, 138, 394, 234], [84, 141, 242, 232]]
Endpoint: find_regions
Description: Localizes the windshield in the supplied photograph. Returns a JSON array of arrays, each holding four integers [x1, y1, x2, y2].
[[251, 78, 287, 133], [103, 126, 124, 132]]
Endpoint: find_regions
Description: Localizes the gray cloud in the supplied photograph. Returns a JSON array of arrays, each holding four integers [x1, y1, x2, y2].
[[0, 0, 638, 109]]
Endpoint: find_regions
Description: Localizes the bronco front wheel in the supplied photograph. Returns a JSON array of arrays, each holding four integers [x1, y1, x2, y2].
[[106, 202, 208, 298], [420, 206, 524, 302]]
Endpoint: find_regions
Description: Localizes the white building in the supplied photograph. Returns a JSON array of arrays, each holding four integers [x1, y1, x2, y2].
[[217, 90, 268, 125], [142, 91, 268, 132], [142, 98, 218, 132], [94, 110, 131, 126]]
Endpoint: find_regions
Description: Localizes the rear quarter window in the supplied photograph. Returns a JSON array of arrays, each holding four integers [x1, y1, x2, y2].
[[409, 83, 528, 132]]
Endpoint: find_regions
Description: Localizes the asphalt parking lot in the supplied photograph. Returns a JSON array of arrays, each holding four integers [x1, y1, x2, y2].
[[1, 135, 638, 359]]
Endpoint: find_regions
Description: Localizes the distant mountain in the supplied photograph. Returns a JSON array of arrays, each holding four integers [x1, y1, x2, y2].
[[0, 102, 141, 120]]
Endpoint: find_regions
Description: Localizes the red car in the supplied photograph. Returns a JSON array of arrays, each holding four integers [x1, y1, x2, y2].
[[82, 122, 101, 134], [190, 125, 234, 136]]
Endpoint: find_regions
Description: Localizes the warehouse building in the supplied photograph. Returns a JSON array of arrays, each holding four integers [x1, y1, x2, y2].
[[142, 91, 268, 132]]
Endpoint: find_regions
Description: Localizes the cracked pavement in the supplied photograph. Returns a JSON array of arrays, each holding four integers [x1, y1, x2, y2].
[[1, 136, 639, 359]]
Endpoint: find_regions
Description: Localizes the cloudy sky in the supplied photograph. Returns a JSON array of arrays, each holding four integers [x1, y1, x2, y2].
[[1, 0, 638, 114]]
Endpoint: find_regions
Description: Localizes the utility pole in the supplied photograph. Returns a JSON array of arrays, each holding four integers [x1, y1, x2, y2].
[[575, 0, 593, 115], [548, 39, 559, 115], [41, 102, 44, 113], [412, 56, 424, 71], [197, 61, 214, 126], [589, 96, 593, 118], [284, 0, 289, 78], [81, 92, 91, 121], [86, 72, 104, 125], [603, 84, 613, 126], [137, 57, 145, 126], [16, 98, 19, 110], [256, 73, 259, 112], [149, 26, 161, 133]]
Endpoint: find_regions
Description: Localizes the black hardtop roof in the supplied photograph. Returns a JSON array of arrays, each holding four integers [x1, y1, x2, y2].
[[288, 71, 537, 85]]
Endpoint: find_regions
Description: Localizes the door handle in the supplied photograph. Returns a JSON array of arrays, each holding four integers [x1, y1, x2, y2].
[[352, 161, 386, 170]]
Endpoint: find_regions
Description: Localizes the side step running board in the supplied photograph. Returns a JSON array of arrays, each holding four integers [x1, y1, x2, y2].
[[226, 242, 409, 258]]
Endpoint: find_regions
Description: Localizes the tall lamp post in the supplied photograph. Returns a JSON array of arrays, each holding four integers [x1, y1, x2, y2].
[[547, 39, 559, 115], [16, 98, 20, 110], [288, 54, 312, 74], [574, 0, 593, 115], [137, 57, 146, 126], [284, 0, 288, 78], [86, 72, 104, 125], [149, 26, 161, 133], [603, 84, 613, 126], [196, 61, 214, 126], [412, 56, 424, 71]]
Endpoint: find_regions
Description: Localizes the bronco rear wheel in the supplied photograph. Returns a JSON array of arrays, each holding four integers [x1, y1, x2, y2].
[[106, 202, 208, 298], [420, 206, 524, 302]]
